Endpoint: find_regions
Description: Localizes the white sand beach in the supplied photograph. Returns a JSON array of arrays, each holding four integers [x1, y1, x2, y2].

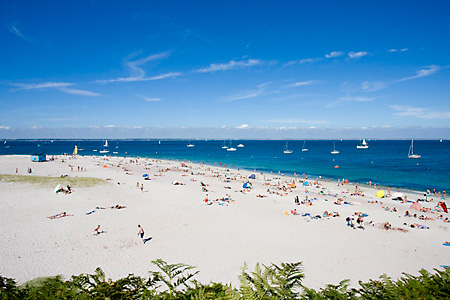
[[0, 154, 449, 288]]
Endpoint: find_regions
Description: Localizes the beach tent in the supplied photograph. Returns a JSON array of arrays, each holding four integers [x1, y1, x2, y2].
[[171, 181, 179, 185], [243, 182, 251, 189], [410, 202, 422, 211], [376, 190, 385, 198], [31, 153, 46, 162], [249, 174, 256, 179]]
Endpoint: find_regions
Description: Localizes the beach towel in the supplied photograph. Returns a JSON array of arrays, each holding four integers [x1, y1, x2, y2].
[[444, 243, 450, 247], [440, 202, 448, 213]]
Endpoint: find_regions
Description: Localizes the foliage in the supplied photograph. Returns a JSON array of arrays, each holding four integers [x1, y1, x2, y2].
[[0, 174, 105, 188], [1, 261, 450, 299]]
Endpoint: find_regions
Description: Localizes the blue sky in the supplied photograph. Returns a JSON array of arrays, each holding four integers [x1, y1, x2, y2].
[[1, 1, 449, 139]]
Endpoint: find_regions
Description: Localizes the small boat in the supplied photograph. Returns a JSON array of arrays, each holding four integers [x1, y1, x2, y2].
[[331, 142, 339, 154], [284, 142, 293, 154], [408, 139, 421, 159], [356, 138, 369, 149], [221, 140, 228, 149], [99, 140, 110, 153], [187, 141, 195, 147], [227, 141, 237, 151], [301, 140, 308, 152], [113, 151, 118, 154], [237, 143, 245, 148]]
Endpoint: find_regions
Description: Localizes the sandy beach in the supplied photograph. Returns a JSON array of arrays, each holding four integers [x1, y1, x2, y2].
[[0, 154, 449, 289]]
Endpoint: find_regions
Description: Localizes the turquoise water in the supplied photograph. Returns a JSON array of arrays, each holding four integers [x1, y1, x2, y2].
[[1, 139, 449, 193]]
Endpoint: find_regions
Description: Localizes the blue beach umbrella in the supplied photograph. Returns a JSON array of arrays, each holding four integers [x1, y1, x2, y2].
[[142, 174, 149, 177], [243, 182, 251, 189], [249, 174, 256, 179]]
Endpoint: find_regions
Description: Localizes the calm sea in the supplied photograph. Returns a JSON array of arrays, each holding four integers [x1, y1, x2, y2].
[[1, 139, 449, 193]]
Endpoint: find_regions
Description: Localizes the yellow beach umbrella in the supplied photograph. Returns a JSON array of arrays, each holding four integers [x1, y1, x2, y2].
[[376, 190, 385, 198]]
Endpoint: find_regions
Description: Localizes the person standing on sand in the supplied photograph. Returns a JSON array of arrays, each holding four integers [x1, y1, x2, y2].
[[138, 225, 145, 243]]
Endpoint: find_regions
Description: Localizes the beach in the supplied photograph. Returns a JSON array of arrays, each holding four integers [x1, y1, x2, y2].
[[0, 154, 449, 289]]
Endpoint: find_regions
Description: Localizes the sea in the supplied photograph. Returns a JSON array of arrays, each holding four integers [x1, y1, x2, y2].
[[1, 139, 449, 193]]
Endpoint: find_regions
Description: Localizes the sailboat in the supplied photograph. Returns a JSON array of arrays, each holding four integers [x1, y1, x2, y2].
[[357, 139, 369, 149], [331, 142, 339, 154], [187, 141, 195, 147], [221, 140, 228, 149], [284, 142, 293, 154], [227, 140, 237, 152], [73, 145, 78, 155], [99, 140, 110, 153], [408, 139, 421, 159], [237, 143, 245, 148], [4, 140, 9, 148], [301, 140, 308, 152]]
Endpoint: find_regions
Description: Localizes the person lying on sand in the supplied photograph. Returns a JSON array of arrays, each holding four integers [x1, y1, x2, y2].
[[384, 222, 392, 230], [92, 225, 104, 236], [47, 212, 72, 219], [111, 205, 126, 209]]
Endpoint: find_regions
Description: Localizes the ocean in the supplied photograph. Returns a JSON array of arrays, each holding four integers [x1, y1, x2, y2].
[[1, 139, 449, 193]]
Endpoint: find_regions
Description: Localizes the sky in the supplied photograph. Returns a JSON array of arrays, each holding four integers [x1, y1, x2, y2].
[[1, 0, 450, 139]]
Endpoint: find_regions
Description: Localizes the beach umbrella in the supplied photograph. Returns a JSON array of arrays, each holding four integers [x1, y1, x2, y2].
[[376, 190, 385, 198], [142, 174, 149, 177], [54, 184, 62, 193], [249, 174, 256, 179], [392, 192, 404, 198], [172, 180, 179, 185], [410, 202, 422, 211], [243, 182, 250, 189], [302, 181, 308, 186]]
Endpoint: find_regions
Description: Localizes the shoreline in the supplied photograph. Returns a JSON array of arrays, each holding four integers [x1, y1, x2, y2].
[[1, 154, 449, 288]]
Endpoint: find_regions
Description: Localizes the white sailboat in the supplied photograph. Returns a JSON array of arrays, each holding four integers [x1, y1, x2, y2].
[[284, 142, 293, 154], [301, 140, 308, 152], [356, 139, 369, 149], [99, 140, 110, 153], [408, 139, 421, 159], [221, 140, 228, 149], [227, 140, 237, 151], [331, 142, 339, 154], [187, 141, 195, 147], [237, 143, 244, 148]]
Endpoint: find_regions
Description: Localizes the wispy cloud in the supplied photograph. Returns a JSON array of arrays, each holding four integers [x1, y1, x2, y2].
[[284, 58, 321, 66], [326, 95, 375, 107], [325, 51, 344, 58], [195, 59, 262, 73], [361, 81, 388, 92], [143, 97, 162, 102], [7, 81, 100, 96], [390, 105, 450, 119], [95, 51, 180, 83], [222, 90, 265, 102], [7, 21, 51, 48], [396, 65, 440, 82], [11, 82, 73, 90], [59, 88, 100, 97], [348, 51, 369, 59], [285, 80, 320, 88], [388, 48, 409, 52]]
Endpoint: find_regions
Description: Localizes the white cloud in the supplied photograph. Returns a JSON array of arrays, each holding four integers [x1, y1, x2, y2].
[[95, 51, 179, 83], [12, 82, 73, 90], [348, 51, 369, 59], [325, 51, 344, 58], [267, 118, 329, 125], [361, 81, 388, 92], [390, 105, 450, 119], [221, 89, 264, 102], [143, 97, 162, 102], [59, 88, 100, 96], [286, 80, 319, 88], [401, 48, 409, 52], [236, 124, 249, 129], [396, 65, 440, 82], [195, 59, 262, 73], [0, 126, 11, 130], [388, 49, 398, 52]]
